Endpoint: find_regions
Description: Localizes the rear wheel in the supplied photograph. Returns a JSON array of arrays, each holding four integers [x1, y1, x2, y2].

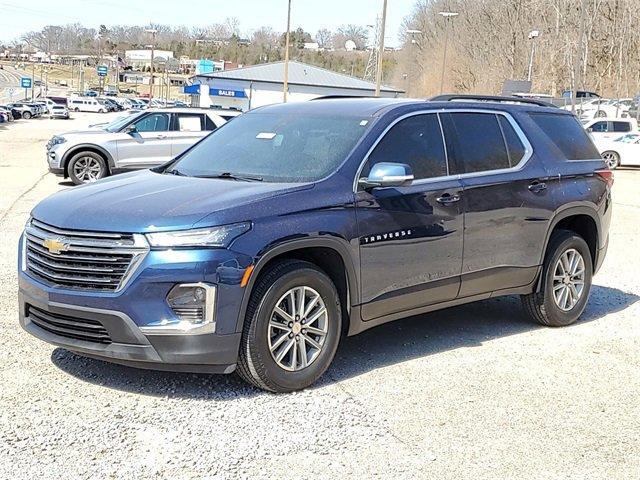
[[601, 150, 620, 169], [595, 110, 606, 118], [68, 152, 108, 185], [522, 230, 593, 327], [237, 260, 342, 392]]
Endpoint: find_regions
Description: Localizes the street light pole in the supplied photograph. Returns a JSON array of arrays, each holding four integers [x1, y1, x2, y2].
[[374, 0, 388, 97], [438, 11, 458, 94], [145, 28, 158, 100], [283, 0, 292, 102], [527, 30, 540, 82]]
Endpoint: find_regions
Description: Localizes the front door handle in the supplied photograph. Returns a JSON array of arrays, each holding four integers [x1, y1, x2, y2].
[[436, 193, 461, 205], [156, 134, 167, 139], [528, 181, 547, 193]]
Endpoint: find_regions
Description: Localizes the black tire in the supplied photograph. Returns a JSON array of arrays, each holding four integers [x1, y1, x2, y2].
[[522, 230, 593, 327], [237, 259, 342, 393], [595, 110, 606, 118], [67, 151, 108, 185], [601, 150, 620, 169], [74, 107, 80, 112], [22, 111, 31, 119]]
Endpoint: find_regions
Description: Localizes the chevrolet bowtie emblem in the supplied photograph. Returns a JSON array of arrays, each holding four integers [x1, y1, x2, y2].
[[42, 238, 69, 254]]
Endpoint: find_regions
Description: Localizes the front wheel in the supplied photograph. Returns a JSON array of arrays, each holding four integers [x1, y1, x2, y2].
[[601, 150, 620, 169], [22, 111, 31, 119], [522, 230, 593, 327], [595, 110, 607, 118], [237, 260, 342, 392], [68, 152, 108, 185]]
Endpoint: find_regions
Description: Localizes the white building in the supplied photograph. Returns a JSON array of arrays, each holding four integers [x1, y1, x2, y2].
[[125, 49, 174, 69], [186, 60, 404, 111]]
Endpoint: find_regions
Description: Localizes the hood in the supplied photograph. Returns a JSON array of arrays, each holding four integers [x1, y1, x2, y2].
[[31, 170, 313, 233], [59, 128, 110, 136]]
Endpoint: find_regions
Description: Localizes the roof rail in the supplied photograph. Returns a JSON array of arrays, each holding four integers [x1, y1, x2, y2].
[[429, 94, 556, 108], [310, 95, 375, 101]]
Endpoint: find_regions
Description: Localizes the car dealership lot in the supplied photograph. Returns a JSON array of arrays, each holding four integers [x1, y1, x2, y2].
[[1, 115, 639, 479]]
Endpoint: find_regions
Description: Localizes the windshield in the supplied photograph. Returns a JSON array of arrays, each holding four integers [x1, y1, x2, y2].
[[168, 112, 372, 183], [104, 112, 143, 132]]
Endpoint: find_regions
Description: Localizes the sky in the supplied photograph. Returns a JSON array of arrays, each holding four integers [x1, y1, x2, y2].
[[0, 0, 417, 47]]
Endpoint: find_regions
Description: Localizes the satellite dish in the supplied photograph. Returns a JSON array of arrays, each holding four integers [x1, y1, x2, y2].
[[344, 40, 356, 51]]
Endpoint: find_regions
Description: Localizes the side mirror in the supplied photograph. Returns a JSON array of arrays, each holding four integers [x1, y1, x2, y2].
[[586, 127, 593, 133], [124, 124, 137, 135], [359, 162, 414, 189]]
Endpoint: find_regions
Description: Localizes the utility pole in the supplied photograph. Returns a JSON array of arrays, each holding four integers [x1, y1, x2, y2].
[[571, 0, 587, 114], [283, 0, 292, 102], [527, 30, 540, 82], [374, 0, 388, 97], [439, 11, 459, 94], [30, 61, 35, 100], [145, 28, 158, 100]]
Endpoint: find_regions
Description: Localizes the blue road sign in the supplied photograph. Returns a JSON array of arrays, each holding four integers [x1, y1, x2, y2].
[[97, 65, 108, 77], [21, 77, 32, 88]]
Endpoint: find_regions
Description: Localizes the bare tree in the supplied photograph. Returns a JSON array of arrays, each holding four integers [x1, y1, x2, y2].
[[316, 28, 333, 49]]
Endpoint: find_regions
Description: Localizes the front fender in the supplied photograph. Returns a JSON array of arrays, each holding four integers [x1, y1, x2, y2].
[[234, 235, 359, 333]]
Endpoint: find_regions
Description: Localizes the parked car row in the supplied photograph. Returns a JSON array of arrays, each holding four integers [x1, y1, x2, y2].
[[0, 100, 58, 122]]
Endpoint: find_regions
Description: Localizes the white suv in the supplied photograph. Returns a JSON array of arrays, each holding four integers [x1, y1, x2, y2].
[[47, 108, 240, 184]]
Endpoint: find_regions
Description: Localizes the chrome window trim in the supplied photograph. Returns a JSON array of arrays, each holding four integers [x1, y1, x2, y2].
[[353, 108, 534, 191]]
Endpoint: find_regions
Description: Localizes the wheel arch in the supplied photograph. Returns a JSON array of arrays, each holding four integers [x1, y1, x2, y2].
[[61, 144, 115, 177], [535, 206, 600, 292], [235, 238, 359, 336]]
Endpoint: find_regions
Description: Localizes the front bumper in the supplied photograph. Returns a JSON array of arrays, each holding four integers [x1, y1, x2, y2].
[[19, 288, 241, 374], [18, 234, 252, 374]]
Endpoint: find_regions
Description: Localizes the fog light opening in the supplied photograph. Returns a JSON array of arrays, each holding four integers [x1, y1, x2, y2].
[[155, 282, 217, 333]]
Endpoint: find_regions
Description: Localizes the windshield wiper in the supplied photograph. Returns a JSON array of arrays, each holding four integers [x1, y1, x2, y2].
[[194, 172, 264, 182], [165, 168, 186, 176]]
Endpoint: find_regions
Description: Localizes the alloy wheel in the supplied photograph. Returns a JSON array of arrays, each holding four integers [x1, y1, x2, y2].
[[268, 286, 329, 371], [73, 157, 102, 183], [552, 248, 586, 311], [602, 151, 619, 169]]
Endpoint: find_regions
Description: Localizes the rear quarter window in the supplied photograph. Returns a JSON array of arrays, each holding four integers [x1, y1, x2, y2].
[[530, 113, 600, 160]]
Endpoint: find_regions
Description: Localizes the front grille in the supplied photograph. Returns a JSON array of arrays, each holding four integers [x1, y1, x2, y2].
[[24, 219, 149, 292], [27, 304, 112, 344]]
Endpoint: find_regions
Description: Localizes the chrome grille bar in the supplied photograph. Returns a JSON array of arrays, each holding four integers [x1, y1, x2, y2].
[[24, 220, 149, 292]]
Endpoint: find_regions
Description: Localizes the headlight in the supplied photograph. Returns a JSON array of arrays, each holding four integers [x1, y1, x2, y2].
[[145, 222, 250, 248], [50, 136, 66, 146]]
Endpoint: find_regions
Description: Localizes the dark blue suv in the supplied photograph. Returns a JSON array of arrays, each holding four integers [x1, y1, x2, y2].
[[18, 96, 612, 392]]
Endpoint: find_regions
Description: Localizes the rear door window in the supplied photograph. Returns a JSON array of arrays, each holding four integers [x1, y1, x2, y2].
[[612, 121, 631, 133], [498, 115, 526, 166], [442, 112, 510, 174], [174, 113, 204, 132], [530, 113, 600, 160], [590, 121, 609, 132]]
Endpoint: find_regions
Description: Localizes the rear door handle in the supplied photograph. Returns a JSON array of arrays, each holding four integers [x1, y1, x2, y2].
[[436, 193, 461, 205], [528, 181, 547, 193]]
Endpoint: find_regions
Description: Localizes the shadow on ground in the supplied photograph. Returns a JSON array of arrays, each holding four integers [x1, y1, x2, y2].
[[51, 285, 638, 399]]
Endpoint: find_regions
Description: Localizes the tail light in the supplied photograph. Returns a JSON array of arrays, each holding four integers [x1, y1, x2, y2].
[[595, 169, 614, 187]]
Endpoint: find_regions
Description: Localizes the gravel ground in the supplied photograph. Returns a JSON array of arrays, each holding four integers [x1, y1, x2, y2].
[[1, 115, 639, 479]]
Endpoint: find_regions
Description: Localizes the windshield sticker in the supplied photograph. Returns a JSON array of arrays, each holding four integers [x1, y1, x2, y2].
[[360, 120, 369, 126], [256, 132, 277, 139]]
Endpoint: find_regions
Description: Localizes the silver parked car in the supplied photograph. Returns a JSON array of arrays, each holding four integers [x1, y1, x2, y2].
[[46, 108, 241, 184]]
